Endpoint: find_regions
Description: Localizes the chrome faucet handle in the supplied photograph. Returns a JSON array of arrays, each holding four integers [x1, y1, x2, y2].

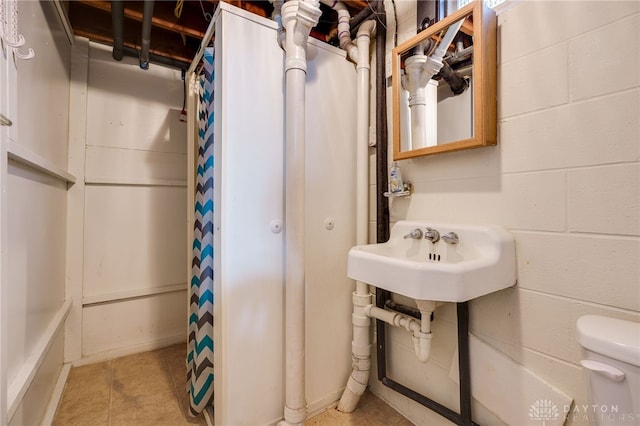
[[424, 227, 440, 243], [442, 232, 459, 244], [403, 228, 423, 239]]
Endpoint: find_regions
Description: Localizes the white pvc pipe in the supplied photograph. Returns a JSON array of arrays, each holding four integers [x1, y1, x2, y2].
[[401, 55, 429, 150], [269, 0, 286, 48], [319, 0, 357, 61], [433, 19, 464, 61], [335, 16, 376, 414], [279, 2, 322, 425], [400, 21, 463, 150], [354, 21, 374, 248], [364, 305, 433, 363], [315, 0, 370, 246]]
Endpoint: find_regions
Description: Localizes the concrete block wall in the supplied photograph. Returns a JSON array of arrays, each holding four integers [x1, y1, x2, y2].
[[369, 1, 640, 425]]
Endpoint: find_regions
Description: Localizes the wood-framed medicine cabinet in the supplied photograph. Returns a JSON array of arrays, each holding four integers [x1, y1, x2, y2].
[[392, 0, 497, 160]]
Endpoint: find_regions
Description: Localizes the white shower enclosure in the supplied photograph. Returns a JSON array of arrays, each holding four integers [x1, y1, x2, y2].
[[186, 4, 358, 425]]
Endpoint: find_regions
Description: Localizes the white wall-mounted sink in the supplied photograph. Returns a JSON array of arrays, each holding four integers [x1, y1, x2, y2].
[[348, 221, 517, 302]]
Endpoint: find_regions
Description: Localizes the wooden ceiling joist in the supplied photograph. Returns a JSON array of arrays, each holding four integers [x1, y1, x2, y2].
[[67, 0, 369, 69], [75, 0, 208, 39], [73, 28, 193, 65]]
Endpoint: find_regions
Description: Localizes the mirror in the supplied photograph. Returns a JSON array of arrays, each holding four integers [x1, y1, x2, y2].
[[392, 1, 497, 160]]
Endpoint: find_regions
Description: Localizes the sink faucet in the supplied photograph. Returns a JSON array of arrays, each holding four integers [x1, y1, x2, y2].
[[424, 227, 440, 243], [442, 232, 459, 244], [403, 228, 423, 239]]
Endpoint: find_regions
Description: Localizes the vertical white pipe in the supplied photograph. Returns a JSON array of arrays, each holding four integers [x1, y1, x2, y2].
[[337, 19, 376, 414], [284, 67, 306, 426], [404, 78, 439, 149], [283, 14, 306, 426], [401, 55, 429, 150], [397, 16, 464, 139], [279, 2, 321, 425], [355, 28, 372, 247]]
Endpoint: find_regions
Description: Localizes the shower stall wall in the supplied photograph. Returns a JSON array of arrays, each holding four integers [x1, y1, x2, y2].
[[187, 4, 358, 425]]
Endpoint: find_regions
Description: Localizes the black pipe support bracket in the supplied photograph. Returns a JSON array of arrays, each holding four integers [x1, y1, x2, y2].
[[377, 301, 478, 426], [374, 0, 389, 245]]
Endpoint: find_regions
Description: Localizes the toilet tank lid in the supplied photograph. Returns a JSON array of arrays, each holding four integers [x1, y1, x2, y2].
[[576, 315, 640, 367]]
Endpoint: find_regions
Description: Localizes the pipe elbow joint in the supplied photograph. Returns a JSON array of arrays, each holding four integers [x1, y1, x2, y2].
[[346, 45, 359, 63], [345, 372, 368, 395], [292, 23, 311, 47], [277, 29, 286, 50], [413, 332, 432, 363], [354, 21, 375, 66], [296, 0, 322, 32], [282, 0, 315, 47], [363, 304, 373, 317], [424, 55, 444, 77], [357, 20, 376, 37], [404, 55, 434, 90], [339, 37, 355, 51]]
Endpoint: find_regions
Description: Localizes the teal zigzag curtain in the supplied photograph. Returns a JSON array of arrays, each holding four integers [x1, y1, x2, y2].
[[188, 47, 215, 416]]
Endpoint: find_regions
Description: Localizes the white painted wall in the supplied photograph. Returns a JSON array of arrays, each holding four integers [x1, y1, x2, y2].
[[208, 5, 356, 425], [68, 42, 188, 360], [369, 1, 640, 425], [1, 2, 72, 424]]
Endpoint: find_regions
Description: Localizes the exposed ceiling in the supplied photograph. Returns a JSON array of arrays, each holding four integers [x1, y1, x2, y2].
[[65, 0, 370, 69]]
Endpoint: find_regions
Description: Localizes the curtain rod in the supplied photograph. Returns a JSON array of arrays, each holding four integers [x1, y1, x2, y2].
[[187, 3, 221, 76]]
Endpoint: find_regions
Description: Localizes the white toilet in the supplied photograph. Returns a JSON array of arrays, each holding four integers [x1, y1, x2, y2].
[[576, 315, 640, 426]]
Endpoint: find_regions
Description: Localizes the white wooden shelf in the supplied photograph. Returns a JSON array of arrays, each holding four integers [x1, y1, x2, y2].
[[7, 141, 76, 184], [85, 176, 187, 187], [82, 283, 186, 306], [7, 300, 72, 421]]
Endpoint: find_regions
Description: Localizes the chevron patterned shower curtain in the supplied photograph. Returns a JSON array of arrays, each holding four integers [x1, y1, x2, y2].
[[188, 47, 215, 416]]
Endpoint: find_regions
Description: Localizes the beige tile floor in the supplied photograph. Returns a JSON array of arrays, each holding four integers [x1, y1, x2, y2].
[[54, 344, 412, 426], [53, 343, 206, 426], [307, 392, 414, 426]]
